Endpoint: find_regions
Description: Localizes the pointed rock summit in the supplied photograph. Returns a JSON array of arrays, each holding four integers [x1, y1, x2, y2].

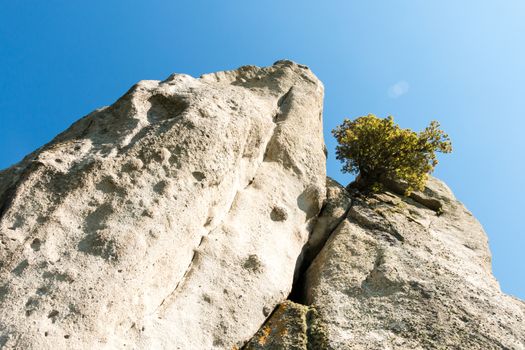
[[1, 61, 524, 349]]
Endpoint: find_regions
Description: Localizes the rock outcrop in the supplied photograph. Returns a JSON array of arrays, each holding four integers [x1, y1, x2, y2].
[[0, 61, 326, 349], [1, 61, 524, 350], [250, 177, 525, 349]]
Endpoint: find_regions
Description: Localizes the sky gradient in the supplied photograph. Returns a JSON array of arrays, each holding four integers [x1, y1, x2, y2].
[[1, 1, 524, 298]]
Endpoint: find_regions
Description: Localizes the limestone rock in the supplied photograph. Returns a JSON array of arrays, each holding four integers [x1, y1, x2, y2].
[[2, 59, 524, 350], [303, 177, 525, 349], [0, 61, 326, 349], [289, 177, 352, 303], [299, 177, 352, 275]]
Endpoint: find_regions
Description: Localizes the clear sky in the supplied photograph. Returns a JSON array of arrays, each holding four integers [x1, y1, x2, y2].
[[1, 1, 524, 298]]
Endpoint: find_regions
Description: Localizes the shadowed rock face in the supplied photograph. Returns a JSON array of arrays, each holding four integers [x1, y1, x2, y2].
[[0, 61, 326, 349], [249, 177, 525, 349]]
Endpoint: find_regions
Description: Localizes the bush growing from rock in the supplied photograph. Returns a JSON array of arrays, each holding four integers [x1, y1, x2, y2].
[[332, 114, 452, 194]]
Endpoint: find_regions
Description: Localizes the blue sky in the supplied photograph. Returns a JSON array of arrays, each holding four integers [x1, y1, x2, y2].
[[1, 1, 524, 298]]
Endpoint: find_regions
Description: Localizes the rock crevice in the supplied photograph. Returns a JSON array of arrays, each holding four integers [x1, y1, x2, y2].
[[249, 176, 525, 349]]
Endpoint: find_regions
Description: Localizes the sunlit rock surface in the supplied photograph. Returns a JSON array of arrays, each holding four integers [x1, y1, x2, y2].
[[0, 61, 326, 349], [1, 60, 524, 350]]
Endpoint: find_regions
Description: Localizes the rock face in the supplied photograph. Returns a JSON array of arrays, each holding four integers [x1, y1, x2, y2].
[[251, 177, 525, 349], [0, 61, 326, 349], [2, 61, 524, 350]]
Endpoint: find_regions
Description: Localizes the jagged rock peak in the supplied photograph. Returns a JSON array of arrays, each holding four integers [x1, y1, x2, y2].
[[0, 61, 326, 349]]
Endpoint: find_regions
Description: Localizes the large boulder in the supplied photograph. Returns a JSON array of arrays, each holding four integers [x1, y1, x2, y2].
[[0, 61, 326, 349], [301, 177, 525, 349]]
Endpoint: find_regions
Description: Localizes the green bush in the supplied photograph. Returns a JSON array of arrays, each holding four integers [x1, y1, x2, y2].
[[332, 114, 452, 194]]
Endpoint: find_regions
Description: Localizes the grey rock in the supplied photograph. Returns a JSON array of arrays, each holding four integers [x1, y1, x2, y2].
[[304, 177, 525, 349]]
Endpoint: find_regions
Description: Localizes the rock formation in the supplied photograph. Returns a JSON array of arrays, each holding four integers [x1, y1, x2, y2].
[[249, 177, 525, 349], [0, 61, 326, 349], [1, 61, 524, 349]]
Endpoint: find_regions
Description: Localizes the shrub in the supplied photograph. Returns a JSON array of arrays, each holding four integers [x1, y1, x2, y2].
[[332, 114, 452, 194]]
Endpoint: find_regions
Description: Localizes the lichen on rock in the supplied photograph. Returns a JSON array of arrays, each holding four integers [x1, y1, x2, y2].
[[243, 301, 328, 350]]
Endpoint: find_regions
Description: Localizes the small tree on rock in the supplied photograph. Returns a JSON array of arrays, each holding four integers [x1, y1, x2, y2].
[[332, 114, 452, 194]]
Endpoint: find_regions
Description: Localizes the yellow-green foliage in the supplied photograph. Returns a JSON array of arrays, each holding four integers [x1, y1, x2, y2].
[[332, 114, 452, 194]]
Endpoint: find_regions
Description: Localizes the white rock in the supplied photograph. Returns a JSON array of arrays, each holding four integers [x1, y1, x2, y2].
[[0, 60, 326, 349]]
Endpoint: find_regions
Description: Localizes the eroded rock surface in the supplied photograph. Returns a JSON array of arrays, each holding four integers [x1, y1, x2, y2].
[[302, 177, 525, 349], [2, 60, 524, 350], [0, 61, 326, 349]]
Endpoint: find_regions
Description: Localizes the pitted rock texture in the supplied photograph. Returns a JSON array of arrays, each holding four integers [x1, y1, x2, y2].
[[0, 61, 326, 349], [303, 177, 525, 350]]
